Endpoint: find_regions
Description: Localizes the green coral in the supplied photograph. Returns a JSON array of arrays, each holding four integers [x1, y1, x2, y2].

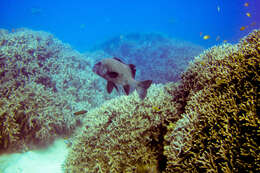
[[63, 84, 174, 172], [164, 29, 260, 172], [0, 28, 115, 153], [0, 82, 76, 152], [2, 28, 258, 172], [63, 29, 259, 173]]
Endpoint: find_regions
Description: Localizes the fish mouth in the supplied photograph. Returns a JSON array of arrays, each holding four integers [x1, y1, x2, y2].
[[92, 62, 108, 77]]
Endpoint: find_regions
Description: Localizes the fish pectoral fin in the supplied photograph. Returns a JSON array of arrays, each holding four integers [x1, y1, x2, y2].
[[128, 64, 136, 78], [123, 85, 130, 95], [107, 71, 119, 78], [107, 81, 115, 94]]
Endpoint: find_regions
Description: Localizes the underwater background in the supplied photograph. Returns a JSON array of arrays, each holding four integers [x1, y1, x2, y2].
[[1, 0, 260, 51], [0, 0, 259, 173]]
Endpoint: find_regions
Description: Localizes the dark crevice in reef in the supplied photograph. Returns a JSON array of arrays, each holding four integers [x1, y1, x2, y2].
[[35, 75, 57, 92], [157, 126, 168, 172], [149, 124, 168, 172]]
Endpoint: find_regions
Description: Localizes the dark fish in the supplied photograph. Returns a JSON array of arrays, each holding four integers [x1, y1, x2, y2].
[[73, 110, 87, 116], [92, 57, 152, 100]]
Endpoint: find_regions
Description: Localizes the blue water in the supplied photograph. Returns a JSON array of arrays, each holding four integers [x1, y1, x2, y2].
[[1, 0, 259, 52]]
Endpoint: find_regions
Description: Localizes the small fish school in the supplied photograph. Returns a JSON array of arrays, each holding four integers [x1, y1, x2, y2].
[[200, 1, 255, 43]]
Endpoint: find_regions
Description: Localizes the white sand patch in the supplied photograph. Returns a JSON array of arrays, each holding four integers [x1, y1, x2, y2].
[[0, 139, 68, 173]]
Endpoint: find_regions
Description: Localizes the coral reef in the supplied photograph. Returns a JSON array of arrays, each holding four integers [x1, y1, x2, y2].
[[0, 28, 115, 153], [96, 33, 204, 83], [0, 82, 75, 152], [164, 29, 260, 172], [63, 84, 176, 172], [1, 27, 258, 172], [63, 30, 259, 172]]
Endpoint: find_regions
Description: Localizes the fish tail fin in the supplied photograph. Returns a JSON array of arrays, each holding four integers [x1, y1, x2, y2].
[[136, 80, 152, 100]]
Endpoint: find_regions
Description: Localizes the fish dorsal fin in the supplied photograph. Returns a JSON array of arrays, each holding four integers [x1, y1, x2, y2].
[[113, 57, 136, 78], [113, 57, 124, 63], [128, 64, 136, 78]]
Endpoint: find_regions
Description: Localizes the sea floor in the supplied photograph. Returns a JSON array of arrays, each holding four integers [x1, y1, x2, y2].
[[0, 139, 68, 173]]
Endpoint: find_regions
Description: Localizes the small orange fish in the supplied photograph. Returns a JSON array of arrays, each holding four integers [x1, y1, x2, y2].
[[246, 12, 251, 17], [73, 110, 88, 116], [240, 26, 246, 31], [203, 35, 210, 40], [244, 2, 249, 7]]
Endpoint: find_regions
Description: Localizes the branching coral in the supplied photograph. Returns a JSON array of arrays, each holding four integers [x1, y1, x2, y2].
[[3, 27, 257, 172], [63, 29, 260, 173], [63, 84, 176, 172], [0, 28, 116, 153], [0, 81, 79, 153], [163, 29, 260, 172]]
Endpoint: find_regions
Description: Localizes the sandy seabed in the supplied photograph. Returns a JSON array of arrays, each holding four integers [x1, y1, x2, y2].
[[0, 139, 68, 173]]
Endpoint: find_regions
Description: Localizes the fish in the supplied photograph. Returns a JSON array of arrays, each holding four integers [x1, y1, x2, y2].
[[244, 2, 249, 7], [80, 24, 86, 30], [92, 57, 152, 100], [240, 26, 247, 31], [73, 110, 88, 116], [152, 106, 161, 111], [217, 5, 221, 12], [216, 36, 220, 41], [246, 12, 251, 17], [200, 32, 203, 37], [203, 35, 210, 40]]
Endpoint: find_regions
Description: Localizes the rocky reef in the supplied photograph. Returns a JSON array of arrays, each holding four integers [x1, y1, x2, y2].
[[63, 30, 259, 172]]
